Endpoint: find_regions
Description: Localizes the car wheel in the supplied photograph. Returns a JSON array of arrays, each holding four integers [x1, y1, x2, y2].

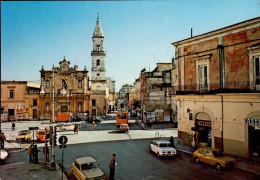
[[215, 163, 222, 170], [195, 157, 200, 164]]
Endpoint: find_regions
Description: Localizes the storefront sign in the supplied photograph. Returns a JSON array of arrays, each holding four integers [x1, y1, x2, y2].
[[244, 118, 260, 125], [196, 120, 211, 127]]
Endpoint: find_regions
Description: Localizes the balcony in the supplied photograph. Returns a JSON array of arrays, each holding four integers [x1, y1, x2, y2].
[[171, 81, 260, 95], [91, 51, 106, 56]]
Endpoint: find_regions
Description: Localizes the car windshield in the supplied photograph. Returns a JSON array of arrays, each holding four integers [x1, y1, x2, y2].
[[160, 143, 170, 147], [19, 131, 28, 135], [212, 150, 224, 157], [81, 162, 98, 170]]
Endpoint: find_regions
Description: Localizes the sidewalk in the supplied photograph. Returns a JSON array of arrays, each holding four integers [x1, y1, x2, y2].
[[0, 161, 67, 180]]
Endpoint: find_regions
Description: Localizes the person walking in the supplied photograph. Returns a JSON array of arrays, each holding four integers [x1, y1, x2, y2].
[[0, 133, 6, 149], [92, 121, 96, 131], [33, 145, 39, 164], [28, 145, 33, 163], [11, 122, 15, 131], [109, 154, 116, 180], [170, 136, 175, 148]]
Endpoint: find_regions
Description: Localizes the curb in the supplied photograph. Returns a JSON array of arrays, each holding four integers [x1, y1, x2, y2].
[[7, 148, 27, 154]]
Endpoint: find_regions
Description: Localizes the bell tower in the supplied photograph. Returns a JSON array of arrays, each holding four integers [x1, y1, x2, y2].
[[91, 15, 106, 91]]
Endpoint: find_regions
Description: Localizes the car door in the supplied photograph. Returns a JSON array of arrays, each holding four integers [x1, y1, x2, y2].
[[204, 150, 214, 165], [197, 149, 206, 163]]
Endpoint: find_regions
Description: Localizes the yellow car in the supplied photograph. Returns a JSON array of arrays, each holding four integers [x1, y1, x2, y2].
[[16, 130, 33, 142], [72, 157, 105, 180], [193, 147, 235, 170]]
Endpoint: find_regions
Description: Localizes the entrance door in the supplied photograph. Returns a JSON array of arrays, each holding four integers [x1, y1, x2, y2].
[[8, 109, 15, 121], [196, 120, 212, 147], [33, 109, 37, 119], [92, 109, 96, 116], [248, 125, 260, 159], [61, 106, 68, 112]]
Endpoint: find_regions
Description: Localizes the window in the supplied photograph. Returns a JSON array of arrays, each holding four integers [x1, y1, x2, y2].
[[96, 44, 100, 51], [9, 90, 14, 98], [198, 149, 205, 154], [78, 102, 82, 112], [78, 79, 82, 89], [255, 57, 260, 90], [97, 73, 100, 77], [199, 64, 208, 92], [92, 100, 96, 106], [46, 80, 50, 88], [97, 59, 100, 68], [33, 100, 37, 106], [62, 79, 67, 89], [46, 103, 49, 111]]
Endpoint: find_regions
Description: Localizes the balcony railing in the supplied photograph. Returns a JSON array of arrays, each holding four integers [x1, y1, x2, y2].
[[91, 51, 106, 56], [171, 81, 260, 95]]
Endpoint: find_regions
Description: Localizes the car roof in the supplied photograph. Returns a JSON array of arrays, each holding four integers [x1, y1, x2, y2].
[[20, 130, 30, 132], [155, 140, 170, 144], [199, 147, 220, 151], [76, 157, 96, 164]]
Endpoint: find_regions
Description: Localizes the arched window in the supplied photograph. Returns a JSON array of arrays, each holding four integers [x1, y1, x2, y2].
[[62, 79, 67, 89], [97, 73, 100, 77], [46, 80, 50, 88], [97, 59, 100, 68], [96, 44, 100, 51], [78, 79, 82, 88]]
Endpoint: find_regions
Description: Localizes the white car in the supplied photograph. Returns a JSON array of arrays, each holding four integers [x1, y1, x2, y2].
[[150, 140, 177, 157], [56, 123, 75, 131]]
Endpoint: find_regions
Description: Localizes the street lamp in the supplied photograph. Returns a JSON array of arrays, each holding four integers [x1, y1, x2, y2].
[[50, 70, 56, 171]]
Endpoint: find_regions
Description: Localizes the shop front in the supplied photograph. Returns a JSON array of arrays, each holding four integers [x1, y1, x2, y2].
[[245, 118, 260, 160], [195, 120, 212, 147]]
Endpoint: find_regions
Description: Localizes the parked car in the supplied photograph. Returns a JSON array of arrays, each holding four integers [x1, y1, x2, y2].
[[193, 147, 235, 170], [56, 123, 75, 131], [150, 139, 177, 157], [88, 116, 103, 124], [36, 130, 50, 142], [16, 130, 33, 142], [72, 156, 105, 180], [119, 124, 129, 133]]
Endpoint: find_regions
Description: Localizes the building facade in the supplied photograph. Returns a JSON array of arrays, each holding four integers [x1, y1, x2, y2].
[[172, 17, 260, 158], [1, 81, 40, 121], [39, 58, 90, 120]]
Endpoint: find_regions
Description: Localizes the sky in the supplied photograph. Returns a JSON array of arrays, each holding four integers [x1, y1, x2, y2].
[[1, 1, 260, 92]]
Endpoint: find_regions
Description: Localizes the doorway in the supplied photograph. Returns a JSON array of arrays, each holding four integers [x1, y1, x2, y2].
[[33, 109, 37, 119], [248, 125, 260, 159], [195, 120, 212, 147]]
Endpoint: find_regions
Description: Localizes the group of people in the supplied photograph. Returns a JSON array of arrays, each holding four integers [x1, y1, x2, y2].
[[27, 144, 40, 164], [0, 132, 6, 149]]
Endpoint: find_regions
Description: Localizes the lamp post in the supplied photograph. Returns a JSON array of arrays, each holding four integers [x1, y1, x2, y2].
[[50, 70, 56, 171]]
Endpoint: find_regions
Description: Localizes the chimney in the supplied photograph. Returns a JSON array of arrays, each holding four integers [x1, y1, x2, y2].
[[191, 28, 193, 38]]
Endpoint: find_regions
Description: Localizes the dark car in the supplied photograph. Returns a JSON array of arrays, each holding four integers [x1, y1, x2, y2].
[[88, 116, 103, 124]]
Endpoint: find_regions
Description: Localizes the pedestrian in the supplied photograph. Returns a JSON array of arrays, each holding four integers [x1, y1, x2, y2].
[[109, 154, 116, 180], [33, 145, 39, 164], [170, 136, 175, 148], [0, 133, 6, 149], [28, 145, 33, 163], [74, 125, 77, 134], [11, 122, 15, 131], [92, 121, 96, 131]]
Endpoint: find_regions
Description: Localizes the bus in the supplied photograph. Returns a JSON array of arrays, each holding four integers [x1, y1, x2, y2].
[[116, 112, 128, 126]]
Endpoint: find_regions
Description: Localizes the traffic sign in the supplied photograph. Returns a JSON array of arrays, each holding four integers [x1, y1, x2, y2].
[[59, 135, 68, 145]]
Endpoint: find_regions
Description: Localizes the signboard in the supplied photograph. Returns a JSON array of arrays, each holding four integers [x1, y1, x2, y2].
[[196, 120, 211, 127], [244, 118, 260, 125], [59, 135, 68, 145]]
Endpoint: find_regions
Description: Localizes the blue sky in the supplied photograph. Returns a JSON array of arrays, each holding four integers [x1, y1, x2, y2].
[[1, 1, 260, 91]]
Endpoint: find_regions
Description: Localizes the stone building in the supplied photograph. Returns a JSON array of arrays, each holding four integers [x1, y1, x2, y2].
[[171, 17, 260, 158], [1, 81, 40, 121], [39, 58, 90, 120]]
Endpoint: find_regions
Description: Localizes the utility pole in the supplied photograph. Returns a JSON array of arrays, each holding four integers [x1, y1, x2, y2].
[[50, 70, 56, 170]]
